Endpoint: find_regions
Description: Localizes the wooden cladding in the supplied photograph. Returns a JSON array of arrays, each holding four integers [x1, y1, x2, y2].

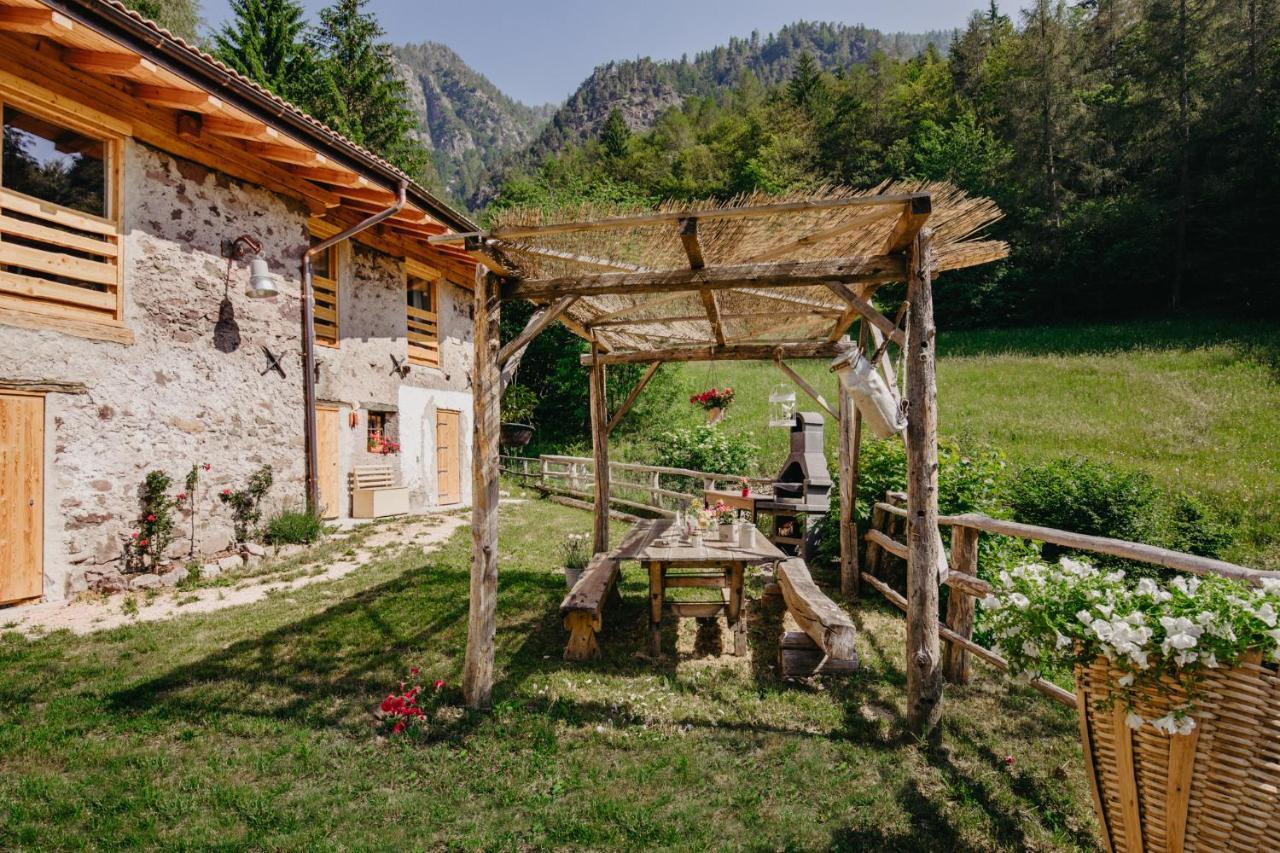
[[406, 262, 439, 367], [0, 100, 122, 330], [310, 240, 339, 347]]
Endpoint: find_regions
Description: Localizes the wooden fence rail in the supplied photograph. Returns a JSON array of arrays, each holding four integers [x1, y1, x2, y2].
[[861, 491, 1280, 711], [499, 453, 772, 516]]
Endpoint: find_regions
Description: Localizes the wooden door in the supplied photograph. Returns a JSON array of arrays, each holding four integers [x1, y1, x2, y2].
[[1, 393, 43, 604], [436, 409, 461, 505], [316, 406, 341, 519]]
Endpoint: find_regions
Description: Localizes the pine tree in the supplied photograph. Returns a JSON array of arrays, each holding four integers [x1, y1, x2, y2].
[[308, 0, 429, 181], [213, 0, 314, 104], [788, 52, 825, 109], [123, 0, 201, 42], [600, 108, 631, 158]]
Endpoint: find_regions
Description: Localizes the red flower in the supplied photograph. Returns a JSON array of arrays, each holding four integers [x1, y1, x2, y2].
[[1003, 755, 1015, 767], [409, 666, 420, 676], [381, 694, 398, 713], [177, 492, 187, 501], [391, 721, 406, 734], [139, 539, 149, 547], [146, 514, 156, 522], [130, 531, 139, 539], [221, 489, 231, 496], [433, 679, 445, 691], [202, 463, 211, 471]]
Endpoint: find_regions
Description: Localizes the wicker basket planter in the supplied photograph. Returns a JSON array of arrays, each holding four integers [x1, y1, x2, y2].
[[1075, 653, 1280, 852]]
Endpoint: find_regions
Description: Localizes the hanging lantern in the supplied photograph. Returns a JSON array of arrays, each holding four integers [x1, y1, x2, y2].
[[768, 384, 796, 428]]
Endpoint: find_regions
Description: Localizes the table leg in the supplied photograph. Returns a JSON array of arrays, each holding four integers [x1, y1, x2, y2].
[[728, 561, 747, 656], [647, 560, 665, 657]]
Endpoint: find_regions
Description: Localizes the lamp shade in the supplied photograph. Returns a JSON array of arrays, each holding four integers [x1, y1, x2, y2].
[[245, 255, 278, 298]]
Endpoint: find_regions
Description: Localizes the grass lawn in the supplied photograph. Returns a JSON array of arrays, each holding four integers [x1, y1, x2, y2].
[[0, 499, 1098, 850], [637, 318, 1280, 567]]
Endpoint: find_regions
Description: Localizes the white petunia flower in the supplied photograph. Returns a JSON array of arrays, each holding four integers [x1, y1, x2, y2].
[[1077, 609, 1093, 626], [1118, 673, 1135, 687], [1151, 714, 1178, 735], [980, 594, 1000, 610], [1261, 577, 1280, 596], [1009, 592, 1030, 610], [1125, 711, 1144, 730], [1254, 602, 1277, 628], [1136, 578, 1159, 597], [1055, 630, 1071, 650]]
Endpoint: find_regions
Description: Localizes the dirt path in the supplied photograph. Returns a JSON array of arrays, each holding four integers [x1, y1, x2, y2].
[[4, 513, 467, 637]]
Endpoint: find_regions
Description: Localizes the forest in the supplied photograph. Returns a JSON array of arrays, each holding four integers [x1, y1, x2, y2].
[[493, 1, 1280, 327]]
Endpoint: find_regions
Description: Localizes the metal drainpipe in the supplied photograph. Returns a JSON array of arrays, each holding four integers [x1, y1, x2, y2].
[[301, 180, 408, 512]]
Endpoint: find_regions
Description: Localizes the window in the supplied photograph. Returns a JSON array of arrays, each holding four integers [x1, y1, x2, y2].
[[366, 411, 399, 454], [405, 258, 439, 367], [0, 103, 121, 327], [310, 237, 339, 346]]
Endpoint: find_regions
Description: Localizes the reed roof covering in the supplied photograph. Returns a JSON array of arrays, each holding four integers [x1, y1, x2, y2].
[[468, 181, 1008, 354]]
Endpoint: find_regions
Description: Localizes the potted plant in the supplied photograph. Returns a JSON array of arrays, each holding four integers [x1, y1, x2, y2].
[[705, 500, 734, 541], [501, 384, 538, 450], [561, 533, 590, 589], [690, 387, 735, 425], [981, 558, 1280, 851]]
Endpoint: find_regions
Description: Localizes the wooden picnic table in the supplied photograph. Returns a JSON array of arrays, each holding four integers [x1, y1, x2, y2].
[[615, 518, 786, 657]]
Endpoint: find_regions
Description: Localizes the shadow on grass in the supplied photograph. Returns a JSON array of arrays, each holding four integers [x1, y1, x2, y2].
[[104, 546, 1092, 849]]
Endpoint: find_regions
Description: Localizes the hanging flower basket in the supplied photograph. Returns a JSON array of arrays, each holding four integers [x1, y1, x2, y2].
[[691, 387, 734, 424], [1075, 653, 1280, 851]]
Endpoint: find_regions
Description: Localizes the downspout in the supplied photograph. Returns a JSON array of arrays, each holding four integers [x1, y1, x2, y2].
[[301, 180, 408, 511]]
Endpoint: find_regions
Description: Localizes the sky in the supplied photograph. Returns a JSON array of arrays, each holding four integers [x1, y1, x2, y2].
[[199, 0, 979, 106]]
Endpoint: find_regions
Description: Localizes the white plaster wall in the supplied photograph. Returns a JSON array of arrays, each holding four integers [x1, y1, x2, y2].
[[398, 386, 474, 510]]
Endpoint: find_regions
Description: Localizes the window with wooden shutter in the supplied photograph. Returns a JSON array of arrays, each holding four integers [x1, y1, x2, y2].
[[0, 103, 122, 330], [405, 258, 439, 367], [310, 237, 339, 347]]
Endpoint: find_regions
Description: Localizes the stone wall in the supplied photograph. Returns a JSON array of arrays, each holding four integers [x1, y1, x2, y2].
[[1, 138, 475, 600]]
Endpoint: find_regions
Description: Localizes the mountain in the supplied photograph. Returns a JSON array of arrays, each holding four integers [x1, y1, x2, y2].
[[393, 42, 556, 205], [396, 22, 956, 209]]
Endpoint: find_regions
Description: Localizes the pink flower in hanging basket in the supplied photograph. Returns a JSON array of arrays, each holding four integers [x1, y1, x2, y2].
[[690, 387, 735, 411]]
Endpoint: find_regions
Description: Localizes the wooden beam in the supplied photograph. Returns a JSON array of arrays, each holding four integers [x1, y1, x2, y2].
[[199, 114, 277, 141], [291, 165, 368, 187], [491, 240, 650, 272], [463, 267, 501, 711], [498, 295, 578, 367], [240, 140, 322, 166], [884, 194, 933, 255], [826, 284, 875, 342], [774, 357, 837, 421], [838, 318, 866, 597], [0, 7, 72, 34], [130, 85, 222, 112], [824, 283, 905, 347], [589, 309, 840, 328], [942, 525, 979, 684], [606, 361, 659, 435], [678, 217, 705, 270], [581, 339, 854, 366], [904, 227, 942, 740], [743, 206, 899, 264], [589, 345, 610, 553], [431, 192, 925, 244], [587, 292, 691, 324], [62, 49, 154, 76], [699, 290, 726, 345], [505, 256, 906, 301]]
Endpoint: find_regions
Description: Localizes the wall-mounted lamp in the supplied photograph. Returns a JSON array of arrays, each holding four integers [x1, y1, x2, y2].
[[225, 235, 278, 299]]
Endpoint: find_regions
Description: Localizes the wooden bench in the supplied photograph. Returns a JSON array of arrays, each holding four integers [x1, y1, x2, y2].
[[350, 464, 410, 519], [559, 552, 622, 661], [776, 557, 859, 677]]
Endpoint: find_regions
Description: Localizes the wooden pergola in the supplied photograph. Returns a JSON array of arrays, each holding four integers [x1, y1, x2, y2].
[[429, 181, 1008, 737]]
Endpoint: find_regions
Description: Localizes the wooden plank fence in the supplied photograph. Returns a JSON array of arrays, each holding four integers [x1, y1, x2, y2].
[[861, 491, 1280, 711], [500, 453, 772, 517]]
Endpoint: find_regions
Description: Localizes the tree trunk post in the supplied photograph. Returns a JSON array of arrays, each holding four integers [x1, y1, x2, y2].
[[904, 227, 943, 740], [589, 343, 610, 553], [838, 319, 867, 597], [942, 525, 979, 685], [463, 267, 502, 710]]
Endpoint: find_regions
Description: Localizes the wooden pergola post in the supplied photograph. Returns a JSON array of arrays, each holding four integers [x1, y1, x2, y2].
[[589, 342, 610, 553], [463, 267, 501, 710], [838, 319, 867, 597], [904, 228, 943, 739]]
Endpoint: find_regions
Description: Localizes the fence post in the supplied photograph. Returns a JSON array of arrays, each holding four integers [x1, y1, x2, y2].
[[866, 502, 888, 579], [649, 470, 661, 507], [943, 525, 980, 684]]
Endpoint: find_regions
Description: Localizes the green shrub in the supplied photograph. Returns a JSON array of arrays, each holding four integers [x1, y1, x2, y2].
[[1008, 456, 1233, 572], [218, 465, 273, 542], [652, 424, 757, 491], [501, 384, 538, 425], [264, 508, 324, 545]]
